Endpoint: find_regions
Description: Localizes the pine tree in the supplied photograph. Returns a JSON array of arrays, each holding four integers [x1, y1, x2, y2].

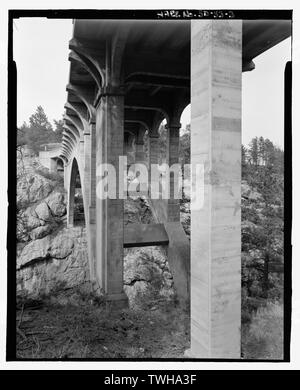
[[53, 118, 64, 142], [29, 106, 53, 131], [242, 137, 284, 300], [258, 136, 265, 165], [24, 106, 58, 154], [249, 137, 259, 166]]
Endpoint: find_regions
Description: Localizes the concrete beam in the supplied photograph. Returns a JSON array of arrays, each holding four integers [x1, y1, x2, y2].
[[124, 223, 169, 248]]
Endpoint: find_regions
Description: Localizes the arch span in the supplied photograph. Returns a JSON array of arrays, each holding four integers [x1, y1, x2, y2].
[[67, 157, 86, 227]]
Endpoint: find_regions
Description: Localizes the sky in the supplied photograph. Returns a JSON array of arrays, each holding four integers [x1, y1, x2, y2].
[[13, 18, 291, 148]]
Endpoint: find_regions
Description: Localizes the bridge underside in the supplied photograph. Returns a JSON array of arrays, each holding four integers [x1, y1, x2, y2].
[[59, 19, 291, 358]]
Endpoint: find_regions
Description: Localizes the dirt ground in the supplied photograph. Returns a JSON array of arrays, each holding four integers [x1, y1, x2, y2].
[[16, 297, 190, 359]]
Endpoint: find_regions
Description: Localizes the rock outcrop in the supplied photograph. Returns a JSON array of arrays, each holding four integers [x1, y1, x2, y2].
[[16, 153, 87, 301], [124, 246, 174, 308], [16, 152, 175, 307], [123, 197, 175, 307], [17, 226, 90, 300]]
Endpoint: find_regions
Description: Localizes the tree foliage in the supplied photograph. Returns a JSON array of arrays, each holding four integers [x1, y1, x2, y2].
[[242, 137, 284, 305], [17, 106, 63, 154], [177, 126, 284, 312]]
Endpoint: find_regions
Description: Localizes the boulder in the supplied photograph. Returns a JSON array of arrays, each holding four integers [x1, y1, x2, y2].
[[29, 225, 52, 240], [35, 202, 52, 222], [17, 235, 52, 270], [123, 246, 174, 308], [50, 233, 74, 259], [46, 192, 66, 217], [124, 281, 150, 308], [17, 227, 89, 300], [22, 207, 41, 230], [17, 173, 53, 206]]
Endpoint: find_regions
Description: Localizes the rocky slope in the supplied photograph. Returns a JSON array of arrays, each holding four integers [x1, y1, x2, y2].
[[16, 151, 174, 306]]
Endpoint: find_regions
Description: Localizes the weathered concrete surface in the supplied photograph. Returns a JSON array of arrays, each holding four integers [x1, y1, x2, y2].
[[189, 20, 242, 358]]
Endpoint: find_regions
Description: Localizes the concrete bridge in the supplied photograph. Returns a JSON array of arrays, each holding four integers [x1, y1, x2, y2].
[[58, 19, 291, 358]]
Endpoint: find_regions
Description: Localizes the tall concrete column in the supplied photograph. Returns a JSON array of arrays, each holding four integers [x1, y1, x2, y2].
[[164, 122, 190, 306], [132, 139, 147, 194], [148, 134, 160, 167], [67, 160, 77, 228], [83, 132, 91, 224], [64, 163, 68, 191], [89, 119, 97, 220], [189, 20, 242, 358], [166, 123, 181, 222], [124, 133, 135, 167], [148, 133, 165, 217], [82, 123, 97, 283], [135, 140, 146, 166], [95, 89, 128, 306], [88, 119, 97, 283], [148, 124, 190, 305]]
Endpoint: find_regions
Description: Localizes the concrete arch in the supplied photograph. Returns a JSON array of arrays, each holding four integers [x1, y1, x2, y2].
[[63, 129, 77, 146], [64, 102, 89, 132], [63, 123, 80, 142], [66, 84, 96, 123], [69, 50, 102, 91], [62, 133, 76, 148], [64, 114, 84, 138], [62, 140, 72, 153], [59, 154, 68, 164], [69, 38, 105, 87], [61, 143, 72, 159], [67, 156, 86, 227], [62, 140, 74, 156]]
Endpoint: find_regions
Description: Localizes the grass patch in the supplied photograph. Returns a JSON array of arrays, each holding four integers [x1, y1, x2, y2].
[[16, 298, 189, 359], [242, 301, 283, 360]]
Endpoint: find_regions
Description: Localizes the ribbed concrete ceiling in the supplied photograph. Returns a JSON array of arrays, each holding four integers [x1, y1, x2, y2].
[[73, 19, 291, 63]]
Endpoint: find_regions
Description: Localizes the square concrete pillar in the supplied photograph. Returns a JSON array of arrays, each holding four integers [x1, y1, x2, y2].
[[148, 134, 167, 220], [166, 124, 181, 222], [149, 126, 190, 305], [149, 134, 160, 167], [83, 124, 97, 283], [189, 20, 242, 358], [135, 141, 146, 165], [95, 93, 128, 306], [89, 120, 97, 224], [83, 133, 91, 219]]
